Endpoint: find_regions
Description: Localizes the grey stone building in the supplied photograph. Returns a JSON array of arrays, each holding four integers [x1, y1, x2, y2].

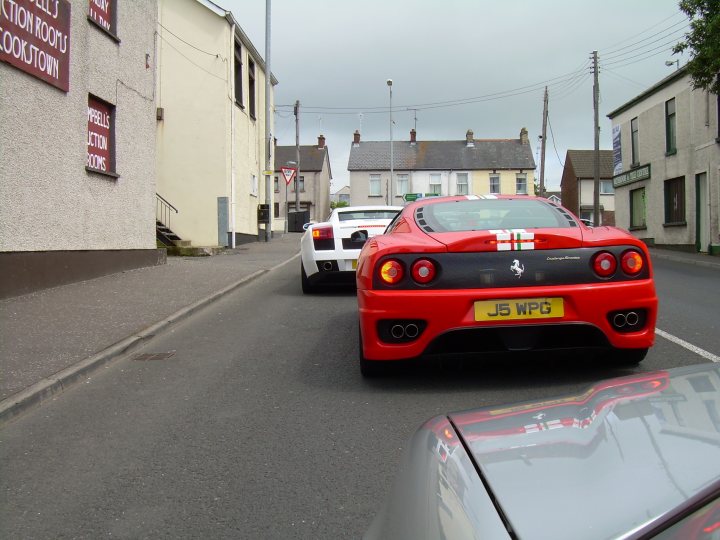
[[607, 66, 719, 254]]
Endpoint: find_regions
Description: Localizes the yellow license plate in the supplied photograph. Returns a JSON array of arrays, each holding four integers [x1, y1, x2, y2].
[[351, 259, 358, 269], [474, 298, 564, 322]]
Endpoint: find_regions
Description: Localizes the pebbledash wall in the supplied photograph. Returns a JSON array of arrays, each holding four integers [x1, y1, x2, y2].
[[0, 1, 160, 299]]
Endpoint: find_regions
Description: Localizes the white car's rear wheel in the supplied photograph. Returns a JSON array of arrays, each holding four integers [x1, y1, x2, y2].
[[301, 262, 315, 294]]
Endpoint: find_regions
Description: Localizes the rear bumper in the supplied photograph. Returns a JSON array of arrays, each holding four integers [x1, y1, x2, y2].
[[358, 280, 657, 361]]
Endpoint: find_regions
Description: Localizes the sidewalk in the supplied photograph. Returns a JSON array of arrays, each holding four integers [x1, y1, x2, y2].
[[0, 233, 302, 425]]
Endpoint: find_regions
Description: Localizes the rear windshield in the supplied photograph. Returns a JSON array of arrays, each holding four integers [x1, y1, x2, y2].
[[416, 199, 573, 232], [338, 210, 399, 221]]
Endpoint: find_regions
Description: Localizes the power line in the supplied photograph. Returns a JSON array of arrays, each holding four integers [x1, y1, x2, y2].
[[547, 114, 565, 168], [601, 26, 689, 62], [598, 11, 687, 53]]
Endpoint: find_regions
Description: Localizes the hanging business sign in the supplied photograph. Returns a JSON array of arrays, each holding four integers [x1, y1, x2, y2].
[[0, 0, 72, 92], [612, 125, 622, 176]]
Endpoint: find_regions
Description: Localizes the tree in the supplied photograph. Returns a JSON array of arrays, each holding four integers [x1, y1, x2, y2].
[[330, 200, 349, 209], [672, 0, 720, 95]]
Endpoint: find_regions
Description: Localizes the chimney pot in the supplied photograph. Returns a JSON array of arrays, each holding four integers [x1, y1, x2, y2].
[[466, 129, 474, 147], [318, 134, 326, 149], [353, 130, 361, 145], [520, 127, 529, 145], [410, 129, 416, 143]]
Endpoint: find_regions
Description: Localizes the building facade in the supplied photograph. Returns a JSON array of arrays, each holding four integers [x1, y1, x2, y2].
[[1, 0, 159, 298], [560, 150, 616, 226], [348, 129, 536, 206], [274, 136, 332, 228], [156, 0, 276, 247], [607, 67, 719, 254]]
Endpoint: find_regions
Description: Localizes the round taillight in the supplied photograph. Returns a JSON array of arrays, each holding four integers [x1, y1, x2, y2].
[[592, 252, 617, 277], [411, 259, 436, 284], [379, 260, 404, 285], [621, 250, 644, 275]]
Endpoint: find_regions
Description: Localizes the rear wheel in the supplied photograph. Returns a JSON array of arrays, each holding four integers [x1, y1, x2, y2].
[[611, 347, 648, 366], [301, 262, 315, 294]]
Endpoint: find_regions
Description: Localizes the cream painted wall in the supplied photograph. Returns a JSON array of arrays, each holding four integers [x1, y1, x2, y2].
[[156, 0, 273, 246], [472, 171, 536, 195]]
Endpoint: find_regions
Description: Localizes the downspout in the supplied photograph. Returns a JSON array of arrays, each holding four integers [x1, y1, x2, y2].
[[229, 21, 236, 248]]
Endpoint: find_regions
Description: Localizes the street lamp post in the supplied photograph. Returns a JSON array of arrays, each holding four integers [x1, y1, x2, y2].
[[387, 79, 393, 205]]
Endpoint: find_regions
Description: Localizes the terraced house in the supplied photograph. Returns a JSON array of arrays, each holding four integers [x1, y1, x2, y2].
[[348, 128, 536, 206]]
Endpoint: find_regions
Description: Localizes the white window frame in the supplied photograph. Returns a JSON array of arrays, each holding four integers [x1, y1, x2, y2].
[[489, 174, 500, 194], [456, 173, 469, 195], [429, 173, 442, 195], [600, 180, 614, 194], [396, 173, 408, 196], [369, 174, 381, 196], [515, 173, 527, 195], [251, 174, 258, 196]]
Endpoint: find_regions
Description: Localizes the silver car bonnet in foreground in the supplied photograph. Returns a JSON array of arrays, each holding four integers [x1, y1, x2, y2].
[[365, 364, 720, 540]]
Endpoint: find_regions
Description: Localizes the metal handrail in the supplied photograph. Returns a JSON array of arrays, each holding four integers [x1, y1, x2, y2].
[[156, 193, 178, 228]]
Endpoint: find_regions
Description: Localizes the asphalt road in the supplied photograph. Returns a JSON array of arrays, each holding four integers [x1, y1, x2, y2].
[[1, 257, 717, 539]]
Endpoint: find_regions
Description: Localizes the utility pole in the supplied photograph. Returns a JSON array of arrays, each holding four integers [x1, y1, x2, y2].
[[263, 0, 272, 242], [294, 100, 300, 213], [539, 86, 548, 198], [592, 50, 600, 226]]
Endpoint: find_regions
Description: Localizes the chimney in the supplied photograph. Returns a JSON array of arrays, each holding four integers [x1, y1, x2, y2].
[[520, 127, 529, 145], [318, 134, 325, 149], [466, 129, 474, 147], [353, 130, 361, 146], [410, 129, 416, 144]]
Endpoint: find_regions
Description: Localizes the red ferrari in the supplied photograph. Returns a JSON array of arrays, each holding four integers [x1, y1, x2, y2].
[[356, 195, 657, 376]]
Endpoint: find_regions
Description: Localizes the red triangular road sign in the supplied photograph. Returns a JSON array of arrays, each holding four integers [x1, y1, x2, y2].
[[281, 167, 296, 185]]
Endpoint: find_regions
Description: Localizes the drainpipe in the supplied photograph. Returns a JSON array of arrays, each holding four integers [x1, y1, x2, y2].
[[229, 22, 236, 248]]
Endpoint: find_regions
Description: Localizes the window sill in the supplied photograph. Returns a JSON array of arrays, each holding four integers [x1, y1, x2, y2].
[[368, 195, 384, 198], [662, 221, 687, 228], [88, 17, 120, 43], [665, 149, 677, 157], [249, 113, 257, 121], [630, 162, 640, 169], [629, 225, 647, 231], [235, 100, 245, 110], [86, 167, 120, 179]]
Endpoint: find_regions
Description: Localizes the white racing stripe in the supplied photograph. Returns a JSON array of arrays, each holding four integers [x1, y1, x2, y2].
[[656, 328, 720, 363]]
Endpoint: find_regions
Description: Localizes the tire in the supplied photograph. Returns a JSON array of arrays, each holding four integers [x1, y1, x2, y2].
[[301, 261, 315, 294], [359, 326, 384, 377], [611, 347, 648, 366]]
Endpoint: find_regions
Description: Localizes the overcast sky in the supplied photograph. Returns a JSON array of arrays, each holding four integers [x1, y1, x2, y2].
[[220, 0, 689, 192]]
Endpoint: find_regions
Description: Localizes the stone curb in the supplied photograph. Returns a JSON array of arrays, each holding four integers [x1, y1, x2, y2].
[[0, 254, 300, 427]]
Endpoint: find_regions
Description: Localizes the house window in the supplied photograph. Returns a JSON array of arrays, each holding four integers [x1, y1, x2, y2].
[[369, 174, 381, 196], [600, 180, 614, 194], [396, 174, 408, 197], [86, 95, 116, 176], [429, 173, 442, 195], [630, 117, 639, 165], [274, 202, 280, 218], [88, 0, 117, 38], [234, 41, 243, 107], [665, 98, 676, 154], [515, 173, 527, 195], [251, 174, 258, 196], [248, 59, 256, 119], [489, 174, 500, 194], [664, 176, 685, 224], [630, 187, 646, 228], [274, 176, 279, 193], [456, 173, 469, 195], [293, 176, 305, 192]]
